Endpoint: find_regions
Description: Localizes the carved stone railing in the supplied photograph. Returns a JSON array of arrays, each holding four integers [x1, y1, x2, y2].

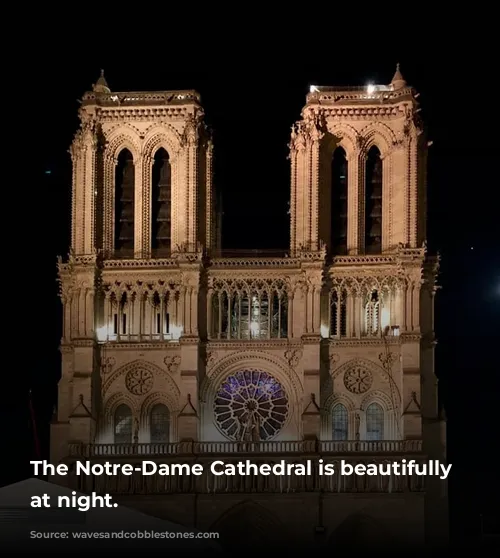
[[319, 440, 422, 453], [306, 85, 414, 105], [65, 456, 426, 495], [68, 439, 422, 458], [64, 440, 425, 495], [82, 90, 201, 106]]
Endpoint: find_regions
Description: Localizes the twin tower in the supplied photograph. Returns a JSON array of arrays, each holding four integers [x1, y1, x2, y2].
[[69, 66, 426, 262]]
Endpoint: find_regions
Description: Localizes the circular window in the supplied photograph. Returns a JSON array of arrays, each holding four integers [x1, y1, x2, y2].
[[214, 369, 289, 441]]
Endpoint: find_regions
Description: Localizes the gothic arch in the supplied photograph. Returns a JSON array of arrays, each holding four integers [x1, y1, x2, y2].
[[360, 389, 394, 411], [322, 357, 401, 407], [211, 500, 285, 549], [359, 122, 396, 157], [200, 350, 302, 405], [142, 125, 182, 160], [105, 130, 141, 161], [323, 392, 356, 414], [330, 275, 361, 295], [105, 122, 142, 139], [102, 359, 181, 401], [379, 274, 405, 291], [358, 275, 383, 295], [140, 390, 177, 423], [325, 122, 359, 158], [103, 392, 139, 425]]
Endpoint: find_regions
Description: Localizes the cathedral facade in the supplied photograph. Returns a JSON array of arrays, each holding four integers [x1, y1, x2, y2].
[[51, 67, 448, 551]]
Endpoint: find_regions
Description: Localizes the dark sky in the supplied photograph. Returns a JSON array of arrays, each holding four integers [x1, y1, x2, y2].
[[8, 42, 499, 541]]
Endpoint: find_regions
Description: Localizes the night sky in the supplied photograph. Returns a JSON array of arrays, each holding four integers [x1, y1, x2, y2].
[[8, 45, 499, 544]]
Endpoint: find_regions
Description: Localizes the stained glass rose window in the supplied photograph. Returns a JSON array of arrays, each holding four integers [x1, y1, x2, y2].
[[214, 369, 289, 441]]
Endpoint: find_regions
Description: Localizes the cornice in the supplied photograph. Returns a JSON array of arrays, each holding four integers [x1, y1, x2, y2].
[[103, 258, 179, 269], [209, 257, 300, 269], [98, 341, 180, 351], [328, 337, 402, 348], [305, 86, 416, 108], [69, 339, 96, 348], [399, 333, 422, 343], [205, 339, 299, 351], [82, 90, 201, 105]]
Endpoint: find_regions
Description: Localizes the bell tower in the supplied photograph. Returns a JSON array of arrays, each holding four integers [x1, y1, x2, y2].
[[289, 64, 427, 256], [289, 66, 448, 547], [70, 70, 214, 259], [52, 72, 214, 462]]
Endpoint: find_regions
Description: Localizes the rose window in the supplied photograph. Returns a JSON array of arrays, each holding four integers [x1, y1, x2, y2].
[[214, 369, 289, 441], [343, 366, 373, 394], [125, 368, 154, 395]]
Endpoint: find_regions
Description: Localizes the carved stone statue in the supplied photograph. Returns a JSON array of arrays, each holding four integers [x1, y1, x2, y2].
[[241, 410, 260, 442], [251, 413, 261, 442]]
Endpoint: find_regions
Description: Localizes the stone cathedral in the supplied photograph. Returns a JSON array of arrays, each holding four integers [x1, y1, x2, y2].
[[52, 67, 448, 551]]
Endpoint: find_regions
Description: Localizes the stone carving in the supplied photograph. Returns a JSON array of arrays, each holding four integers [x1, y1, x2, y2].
[[100, 357, 116, 377], [240, 409, 261, 442], [125, 368, 154, 395], [164, 355, 181, 374], [214, 369, 289, 441], [206, 351, 218, 369], [379, 351, 397, 370], [344, 366, 373, 394], [285, 349, 302, 368]]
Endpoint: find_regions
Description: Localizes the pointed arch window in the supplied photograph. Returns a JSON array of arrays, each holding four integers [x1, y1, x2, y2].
[[331, 147, 348, 255], [114, 149, 135, 256], [365, 290, 380, 336], [366, 402, 384, 440], [114, 404, 132, 444], [332, 403, 348, 440], [150, 404, 170, 443], [151, 148, 171, 256], [365, 146, 382, 254], [330, 290, 347, 337]]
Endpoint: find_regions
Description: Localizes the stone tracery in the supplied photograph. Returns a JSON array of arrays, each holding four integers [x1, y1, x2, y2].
[[344, 366, 373, 394], [214, 369, 289, 441], [125, 367, 154, 395], [209, 277, 289, 340]]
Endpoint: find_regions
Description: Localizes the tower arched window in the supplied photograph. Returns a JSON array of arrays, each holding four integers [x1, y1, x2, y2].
[[151, 148, 171, 256], [332, 403, 348, 440], [366, 402, 384, 441], [150, 404, 170, 443], [330, 290, 347, 337], [114, 149, 135, 256], [331, 147, 348, 255], [365, 290, 380, 336], [364, 146, 382, 254], [113, 404, 132, 444]]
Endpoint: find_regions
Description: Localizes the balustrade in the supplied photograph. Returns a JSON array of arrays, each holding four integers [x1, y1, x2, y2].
[[69, 439, 422, 458], [65, 454, 425, 495]]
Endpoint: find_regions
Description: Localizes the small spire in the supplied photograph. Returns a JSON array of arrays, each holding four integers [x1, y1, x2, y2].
[[391, 63, 407, 90], [93, 69, 111, 94]]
